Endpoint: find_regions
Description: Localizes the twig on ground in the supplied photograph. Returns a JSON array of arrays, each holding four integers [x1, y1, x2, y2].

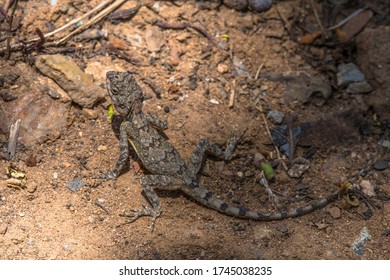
[[156, 20, 218, 47], [7, 119, 21, 160], [229, 79, 236, 108], [310, 0, 328, 40], [5, 0, 19, 59]]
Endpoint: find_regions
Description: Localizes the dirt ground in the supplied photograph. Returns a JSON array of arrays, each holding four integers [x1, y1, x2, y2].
[[1, 0, 390, 260]]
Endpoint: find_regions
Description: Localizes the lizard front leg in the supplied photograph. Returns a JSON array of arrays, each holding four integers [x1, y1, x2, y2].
[[119, 175, 183, 230], [97, 121, 131, 180], [146, 114, 168, 131]]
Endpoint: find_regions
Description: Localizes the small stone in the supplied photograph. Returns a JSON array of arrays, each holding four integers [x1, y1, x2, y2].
[[346, 81, 373, 94], [67, 178, 85, 192], [249, 0, 272, 12], [88, 216, 95, 223], [236, 171, 244, 178], [82, 108, 99, 119], [97, 145, 107, 151], [163, 105, 170, 113], [267, 110, 284, 124], [328, 207, 341, 219], [337, 63, 366, 87], [53, 172, 58, 179], [360, 180, 375, 197], [209, 99, 219, 105], [373, 159, 389, 171], [380, 140, 390, 149], [188, 77, 198, 90], [223, 0, 248, 11], [253, 152, 265, 168], [27, 182, 38, 193], [26, 154, 38, 166], [217, 63, 229, 73]]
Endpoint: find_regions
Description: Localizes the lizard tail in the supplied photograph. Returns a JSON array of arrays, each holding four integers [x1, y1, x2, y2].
[[189, 186, 341, 221]]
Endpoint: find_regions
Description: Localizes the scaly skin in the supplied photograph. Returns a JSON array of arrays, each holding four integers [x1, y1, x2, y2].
[[104, 71, 343, 228]]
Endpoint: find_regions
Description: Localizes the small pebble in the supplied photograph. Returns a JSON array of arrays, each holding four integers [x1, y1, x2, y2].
[[26, 154, 38, 166], [163, 105, 170, 113], [267, 110, 284, 124], [337, 62, 366, 87], [328, 207, 341, 219], [67, 178, 85, 192], [360, 180, 375, 197], [373, 159, 389, 171], [209, 99, 219, 105], [97, 145, 107, 151]]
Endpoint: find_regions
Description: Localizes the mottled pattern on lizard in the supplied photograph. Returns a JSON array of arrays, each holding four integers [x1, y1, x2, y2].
[[103, 71, 343, 227]]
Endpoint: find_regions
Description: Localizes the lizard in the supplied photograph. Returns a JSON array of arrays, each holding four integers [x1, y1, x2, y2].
[[101, 70, 345, 228]]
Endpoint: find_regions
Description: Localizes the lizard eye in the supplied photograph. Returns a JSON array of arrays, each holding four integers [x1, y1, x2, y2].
[[111, 87, 120, 95]]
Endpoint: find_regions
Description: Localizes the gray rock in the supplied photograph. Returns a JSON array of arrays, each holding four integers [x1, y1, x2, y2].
[[0, 63, 70, 147], [277, 71, 332, 104], [35, 54, 105, 108], [346, 81, 373, 94], [337, 63, 366, 87], [373, 160, 389, 171], [249, 0, 272, 12], [67, 178, 85, 192], [267, 110, 284, 124]]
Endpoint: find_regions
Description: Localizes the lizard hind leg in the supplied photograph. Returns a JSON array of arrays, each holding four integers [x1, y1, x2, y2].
[[187, 127, 247, 176], [120, 175, 183, 230]]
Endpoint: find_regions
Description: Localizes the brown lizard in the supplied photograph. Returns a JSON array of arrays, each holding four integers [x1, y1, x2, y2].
[[101, 71, 344, 227]]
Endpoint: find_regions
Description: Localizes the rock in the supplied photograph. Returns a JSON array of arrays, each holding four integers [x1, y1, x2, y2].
[[345, 81, 373, 94], [35, 54, 105, 108], [360, 180, 375, 197], [328, 207, 341, 219], [67, 178, 85, 192], [97, 145, 107, 151], [373, 160, 389, 171], [357, 26, 390, 122], [380, 140, 390, 149], [35, 76, 72, 102], [279, 71, 332, 104], [267, 110, 284, 124], [25, 154, 38, 166], [336, 63, 366, 87], [248, 0, 272, 12], [0, 63, 70, 146], [217, 63, 229, 73], [82, 108, 99, 120], [223, 0, 248, 11], [145, 26, 165, 52]]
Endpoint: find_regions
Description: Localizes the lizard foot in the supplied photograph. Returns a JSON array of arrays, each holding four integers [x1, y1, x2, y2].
[[118, 207, 161, 230], [224, 126, 248, 160], [92, 171, 117, 181]]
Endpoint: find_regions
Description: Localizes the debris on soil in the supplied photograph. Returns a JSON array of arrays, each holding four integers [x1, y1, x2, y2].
[[373, 160, 389, 171], [67, 178, 85, 192], [351, 227, 371, 255]]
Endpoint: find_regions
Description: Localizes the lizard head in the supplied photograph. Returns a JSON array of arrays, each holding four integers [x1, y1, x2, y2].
[[106, 71, 143, 116]]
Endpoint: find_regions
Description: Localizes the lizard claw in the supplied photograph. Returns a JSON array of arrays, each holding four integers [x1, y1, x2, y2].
[[118, 207, 161, 231], [92, 171, 116, 181], [224, 126, 248, 160]]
